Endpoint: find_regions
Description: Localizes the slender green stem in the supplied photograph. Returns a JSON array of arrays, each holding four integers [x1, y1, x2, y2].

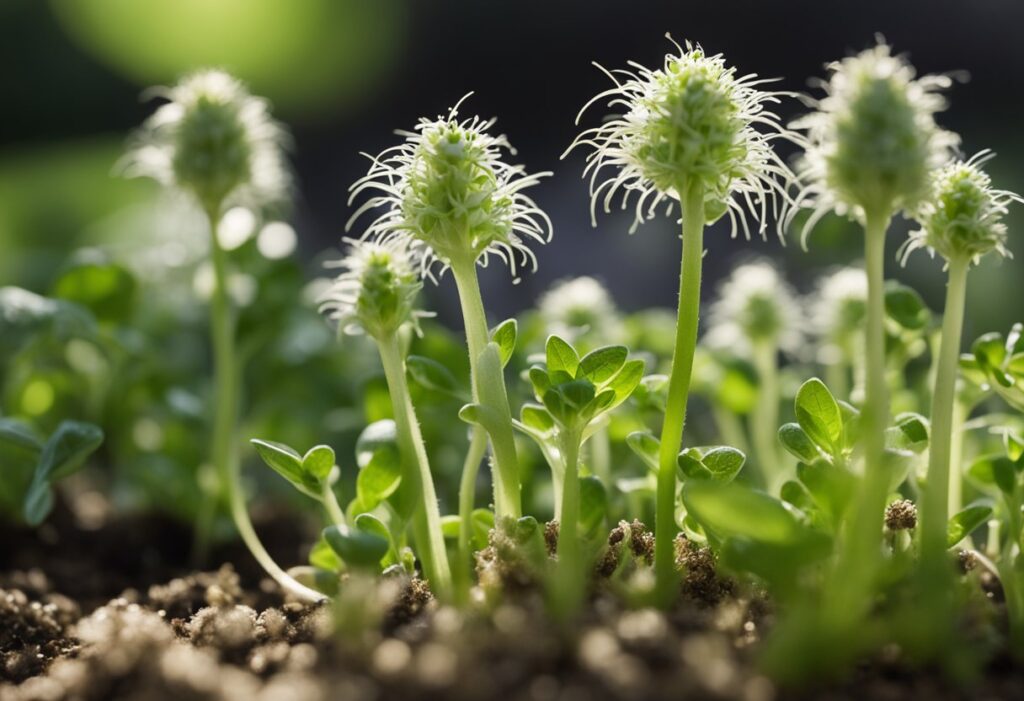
[[827, 210, 891, 622], [751, 339, 780, 489], [921, 256, 970, 565], [590, 423, 612, 486], [455, 428, 488, 602], [377, 334, 452, 599], [449, 258, 521, 519], [554, 427, 583, 619], [207, 208, 322, 603], [654, 180, 705, 607], [321, 478, 347, 528], [948, 398, 967, 516]]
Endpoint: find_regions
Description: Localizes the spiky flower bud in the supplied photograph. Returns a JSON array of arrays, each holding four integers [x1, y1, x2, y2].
[[885, 498, 918, 531], [901, 152, 1021, 265], [791, 42, 958, 238], [348, 95, 552, 280], [538, 276, 622, 344], [320, 237, 427, 340], [705, 260, 802, 354], [125, 70, 290, 214], [810, 267, 868, 360], [566, 36, 798, 236]]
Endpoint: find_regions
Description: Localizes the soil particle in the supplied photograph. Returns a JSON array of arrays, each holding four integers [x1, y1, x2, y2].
[[543, 520, 559, 557], [674, 533, 735, 606], [0, 588, 79, 683], [596, 520, 655, 578]]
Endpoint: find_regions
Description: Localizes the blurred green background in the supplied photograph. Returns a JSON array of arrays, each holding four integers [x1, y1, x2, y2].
[[1, 0, 1022, 532], [2, 0, 1022, 332]]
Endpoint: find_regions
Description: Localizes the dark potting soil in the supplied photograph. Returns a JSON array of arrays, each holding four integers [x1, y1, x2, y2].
[[2, 507, 1023, 701]]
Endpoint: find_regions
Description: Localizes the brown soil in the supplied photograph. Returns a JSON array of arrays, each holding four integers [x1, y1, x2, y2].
[[2, 507, 1024, 701]]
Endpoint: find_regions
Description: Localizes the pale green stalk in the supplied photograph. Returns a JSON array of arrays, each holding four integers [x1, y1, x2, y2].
[[455, 429, 487, 602], [449, 256, 521, 519], [948, 398, 967, 515], [824, 209, 892, 627], [654, 180, 705, 606], [751, 339, 780, 487], [377, 334, 452, 598], [553, 427, 583, 619], [321, 478, 347, 528], [207, 208, 323, 603], [920, 255, 969, 566]]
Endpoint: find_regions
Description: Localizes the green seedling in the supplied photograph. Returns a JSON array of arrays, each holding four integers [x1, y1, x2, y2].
[[0, 418, 103, 526]]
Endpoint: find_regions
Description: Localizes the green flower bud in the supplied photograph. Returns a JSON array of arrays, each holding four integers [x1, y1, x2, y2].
[[348, 95, 552, 280], [321, 237, 427, 340], [538, 276, 622, 345], [901, 152, 1021, 265], [705, 260, 802, 354], [566, 35, 799, 237], [125, 70, 290, 214], [809, 267, 868, 362], [791, 42, 958, 240]]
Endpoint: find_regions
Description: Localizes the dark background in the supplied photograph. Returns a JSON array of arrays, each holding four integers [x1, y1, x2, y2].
[[3, 0, 1023, 338]]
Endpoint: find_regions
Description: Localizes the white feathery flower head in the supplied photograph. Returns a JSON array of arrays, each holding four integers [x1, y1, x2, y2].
[[565, 35, 800, 237], [789, 41, 958, 243], [319, 237, 430, 339], [900, 151, 1021, 266], [124, 69, 291, 213], [705, 259, 802, 354], [809, 267, 868, 359], [347, 94, 553, 282], [538, 276, 622, 343]]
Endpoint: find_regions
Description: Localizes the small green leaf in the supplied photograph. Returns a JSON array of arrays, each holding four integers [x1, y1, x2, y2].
[[302, 445, 336, 482], [578, 346, 628, 385], [701, 447, 746, 484], [323, 524, 389, 568], [947, 505, 992, 547], [557, 379, 597, 411], [0, 418, 43, 455], [407, 355, 461, 396], [490, 319, 518, 368], [578, 475, 608, 535], [778, 423, 820, 463], [972, 332, 1007, 371], [890, 413, 929, 453], [682, 481, 804, 546], [794, 378, 843, 455], [354, 512, 396, 556], [520, 405, 554, 434], [24, 421, 104, 526], [626, 431, 660, 472], [967, 454, 1017, 495], [678, 448, 712, 481], [885, 282, 931, 330], [605, 359, 645, 406], [309, 534, 343, 571], [252, 439, 306, 483], [528, 366, 551, 398], [546, 335, 579, 376], [355, 421, 401, 508], [456, 405, 479, 426]]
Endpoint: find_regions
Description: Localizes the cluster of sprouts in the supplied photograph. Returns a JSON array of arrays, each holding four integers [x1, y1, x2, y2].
[[100, 33, 1024, 688]]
